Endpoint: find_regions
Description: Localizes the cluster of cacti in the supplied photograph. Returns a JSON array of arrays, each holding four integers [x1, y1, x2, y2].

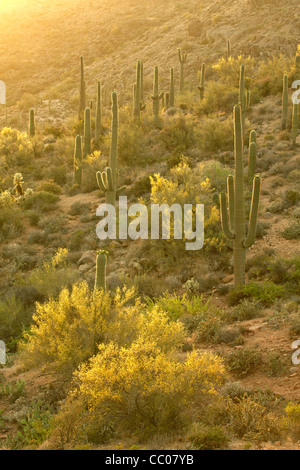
[[79, 56, 86, 119], [198, 64, 205, 101], [220, 105, 261, 286], [74, 135, 83, 186], [28, 109, 35, 137], [95, 82, 102, 148], [151, 66, 164, 122], [178, 49, 188, 93], [96, 92, 125, 206], [282, 74, 289, 130], [84, 107, 91, 158], [133, 61, 146, 122], [94, 250, 108, 292]]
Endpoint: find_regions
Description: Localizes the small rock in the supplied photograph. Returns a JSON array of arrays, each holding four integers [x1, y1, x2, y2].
[[78, 250, 95, 266], [79, 264, 90, 273]]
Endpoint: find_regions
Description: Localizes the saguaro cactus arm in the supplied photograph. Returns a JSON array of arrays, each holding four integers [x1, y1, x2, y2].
[[244, 175, 261, 249], [220, 192, 235, 240]]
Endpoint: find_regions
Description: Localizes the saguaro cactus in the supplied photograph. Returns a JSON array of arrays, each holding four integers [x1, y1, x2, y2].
[[170, 68, 175, 107], [79, 56, 86, 119], [94, 250, 108, 292], [84, 107, 91, 158], [198, 64, 205, 101], [292, 102, 299, 145], [133, 61, 146, 122], [74, 135, 83, 186], [239, 64, 245, 106], [248, 130, 257, 182], [29, 109, 35, 137], [95, 82, 102, 148], [282, 74, 289, 130], [151, 66, 164, 122], [140, 61, 144, 102], [220, 105, 261, 286], [227, 39, 231, 60], [178, 49, 188, 93], [96, 92, 124, 206]]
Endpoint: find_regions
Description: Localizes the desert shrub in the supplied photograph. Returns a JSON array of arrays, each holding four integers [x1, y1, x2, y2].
[[187, 424, 230, 450], [23, 191, 59, 212], [81, 152, 104, 192], [20, 283, 186, 379], [67, 340, 225, 437], [25, 210, 40, 226], [147, 293, 211, 321], [0, 128, 34, 167], [282, 221, 300, 240], [226, 299, 263, 322], [0, 199, 24, 241], [263, 352, 288, 377], [256, 54, 293, 95], [36, 181, 62, 195], [226, 395, 283, 441], [0, 380, 26, 403], [226, 347, 262, 377], [118, 123, 148, 165], [196, 116, 233, 154], [149, 159, 225, 256], [69, 201, 90, 216], [133, 274, 165, 298], [285, 402, 300, 441], [212, 56, 255, 87], [0, 296, 32, 347], [228, 282, 285, 306], [19, 248, 78, 301], [196, 82, 238, 115], [160, 115, 195, 153]]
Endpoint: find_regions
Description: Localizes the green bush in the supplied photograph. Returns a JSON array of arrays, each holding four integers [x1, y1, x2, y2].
[[226, 347, 262, 377], [188, 424, 230, 450], [228, 282, 285, 306], [23, 191, 59, 212]]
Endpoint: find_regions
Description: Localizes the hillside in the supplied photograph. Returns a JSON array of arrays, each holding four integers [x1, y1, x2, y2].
[[0, 0, 300, 452]]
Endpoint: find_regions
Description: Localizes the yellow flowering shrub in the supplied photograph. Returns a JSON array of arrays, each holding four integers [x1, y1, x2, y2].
[[68, 339, 226, 436], [20, 282, 186, 378]]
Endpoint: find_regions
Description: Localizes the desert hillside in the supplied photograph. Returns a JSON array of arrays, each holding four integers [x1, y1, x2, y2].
[[0, 0, 300, 451]]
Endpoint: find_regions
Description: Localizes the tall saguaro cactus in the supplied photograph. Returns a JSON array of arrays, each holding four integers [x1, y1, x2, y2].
[[74, 135, 83, 186], [94, 250, 108, 292], [96, 92, 124, 206], [133, 61, 146, 122], [198, 64, 205, 101], [220, 105, 261, 286], [151, 66, 163, 122], [84, 107, 91, 158], [282, 74, 289, 130], [29, 109, 35, 137], [227, 39, 231, 60], [178, 49, 188, 93], [79, 56, 86, 119], [292, 102, 299, 145], [170, 68, 175, 107], [239, 64, 245, 106], [95, 82, 102, 148]]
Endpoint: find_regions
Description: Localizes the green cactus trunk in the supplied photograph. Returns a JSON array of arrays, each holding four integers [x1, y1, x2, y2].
[[152, 66, 162, 122], [198, 64, 205, 101], [95, 82, 102, 147], [227, 39, 231, 60], [79, 56, 86, 119], [74, 135, 83, 186], [282, 74, 289, 130], [220, 105, 261, 287], [170, 68, 175, 107], [84, 107, 91, 158], [29, 109, 35, 137], [94, 250, 107, 292], [178, 49, 187, 94], [292, 102, 299, 145], [140, 62, 144, 103], [107, 92, 118, 206], [134, 61, 142, 122]]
